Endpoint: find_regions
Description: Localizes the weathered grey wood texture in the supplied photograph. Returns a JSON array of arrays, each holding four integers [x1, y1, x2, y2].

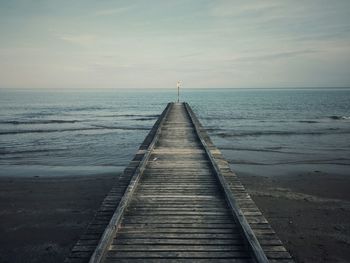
[[64, 104, 171, 263], [66, 102, 293, 263]]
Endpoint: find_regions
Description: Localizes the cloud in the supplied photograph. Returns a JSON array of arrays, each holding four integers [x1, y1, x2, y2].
[[94, 6, 134, 16], [210, 1, 281, 18], [231, 50, 319, 63], [178, 52, 204, 59], [58, 34, 97, 47]]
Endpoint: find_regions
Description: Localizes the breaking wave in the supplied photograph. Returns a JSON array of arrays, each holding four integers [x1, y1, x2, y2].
[[298, 120, 319, 123], [214, 129, 350, 138], [0, 120, 81, 125], [0, 125, 150, 135], [100, 114, 159, 118], [0, 148, 66, 155], [329, 115, 350, 120], [228, 158, 350, 166], [218, 146, 299, 154]]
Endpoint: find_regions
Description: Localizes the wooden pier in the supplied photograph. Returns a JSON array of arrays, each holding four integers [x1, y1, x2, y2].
[[66, 102, 293, 263]]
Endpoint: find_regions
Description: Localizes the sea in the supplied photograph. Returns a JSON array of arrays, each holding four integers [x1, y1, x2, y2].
[[0, 88, 349, 178]]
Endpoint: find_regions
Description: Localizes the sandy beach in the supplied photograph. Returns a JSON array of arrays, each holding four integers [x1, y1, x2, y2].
[[0, 170, 349, 263], [240, 171, 350, 263], [0, 174, 117, 263]]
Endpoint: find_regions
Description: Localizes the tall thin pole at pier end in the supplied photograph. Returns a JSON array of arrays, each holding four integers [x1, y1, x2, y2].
[[177, 81, 181, 103]]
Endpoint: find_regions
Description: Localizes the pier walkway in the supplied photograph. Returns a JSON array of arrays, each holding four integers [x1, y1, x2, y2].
[[66, 103, 293, 263]]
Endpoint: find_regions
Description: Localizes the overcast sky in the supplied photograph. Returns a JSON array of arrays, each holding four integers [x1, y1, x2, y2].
[[0, 0, 349, 89]]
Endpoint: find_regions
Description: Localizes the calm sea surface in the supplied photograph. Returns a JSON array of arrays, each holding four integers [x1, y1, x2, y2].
[[0, 88, 349, 177]]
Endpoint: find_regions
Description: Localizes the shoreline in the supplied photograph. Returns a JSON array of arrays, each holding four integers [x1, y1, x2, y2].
[[0, 171, 349, 262], [0, 165, 124, 178]]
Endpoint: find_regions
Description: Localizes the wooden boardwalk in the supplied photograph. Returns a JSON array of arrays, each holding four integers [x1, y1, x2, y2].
[[66, 103, 293, 263]]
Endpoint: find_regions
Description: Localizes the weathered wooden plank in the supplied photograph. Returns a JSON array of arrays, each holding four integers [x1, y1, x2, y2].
[[118, 228, 239, 234], [116, 232, 241, 239], [105, 251, 250, 258], [113, 238, 246, 245], [125, 212, 231, 218], [127, 207, 228, 211], [104, 259, 250, 263], [109, 244, 246, 251], [121, 219, 235, 224], [128, 205, 228, 209], [120, 223, 237, 228]]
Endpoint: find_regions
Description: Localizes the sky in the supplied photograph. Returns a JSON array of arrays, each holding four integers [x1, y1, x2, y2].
[[0, 0, 350, 89]]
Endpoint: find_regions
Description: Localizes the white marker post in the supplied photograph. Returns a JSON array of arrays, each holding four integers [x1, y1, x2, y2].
[[177, 81, 181, 103]]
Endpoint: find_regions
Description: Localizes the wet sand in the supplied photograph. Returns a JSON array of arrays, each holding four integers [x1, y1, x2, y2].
[[0, 171, 349, 262], [0, 174, 117, 263], [239, 170, 350, 263]]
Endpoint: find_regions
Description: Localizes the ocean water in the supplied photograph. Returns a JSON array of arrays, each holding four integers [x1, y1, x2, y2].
[[0, 88, 349, 177]]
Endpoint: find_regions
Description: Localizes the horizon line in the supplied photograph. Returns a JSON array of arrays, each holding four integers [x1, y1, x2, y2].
[[1, 86, 350, 91]]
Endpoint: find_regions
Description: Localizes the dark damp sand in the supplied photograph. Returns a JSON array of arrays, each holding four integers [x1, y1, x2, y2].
[[0, 174, 117, 263], [0, 171, 349, 263], [239, 171, 350, 263]]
